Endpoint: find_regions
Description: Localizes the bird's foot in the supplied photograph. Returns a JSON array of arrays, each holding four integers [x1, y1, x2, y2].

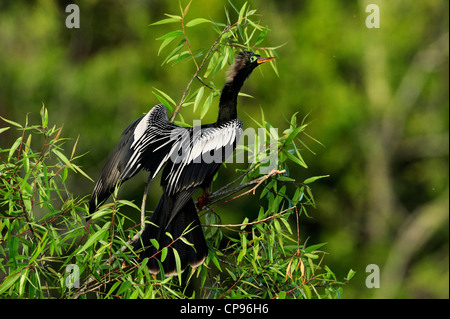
[[196, 188, 212, 210]]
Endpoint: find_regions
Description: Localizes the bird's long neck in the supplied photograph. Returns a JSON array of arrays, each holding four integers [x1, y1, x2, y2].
[[216, 71, 249, 126]]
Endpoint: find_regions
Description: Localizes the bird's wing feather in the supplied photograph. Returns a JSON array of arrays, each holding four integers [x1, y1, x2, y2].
[[120, 104, 178, 180], [89, 104, 176, 212], [162, 119, 243, 196]]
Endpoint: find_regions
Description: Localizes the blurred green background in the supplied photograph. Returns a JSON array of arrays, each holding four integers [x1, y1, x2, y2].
[[0, 0, 448, 298]]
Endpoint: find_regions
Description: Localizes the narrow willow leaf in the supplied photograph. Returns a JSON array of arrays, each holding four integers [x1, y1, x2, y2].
[[193, 86, 205, 113], [238, 2, 248, 21], [105, 281, 121, 298], [156, 30, 184, 40], [0, 127, 10, 134], [284, 126, 305, 147], [303, 243, 327, 254], [283, 149, 308, 168], [200, 92, 214, 119], [40, 105, 48, 128], [0, 273, 21, 295], [203, 51, 219, 78], [152, 92, 173, 113], [71, 163, 94, 182], [150, 18, 181, 26], [77, 222, 110, 254], [346, 269, 356, 281], [153, 87, 176, 106], [208, 250, 222, 272], [117, 280, 132, 295], [226, 267, 237, 281], [158, 36, 177, 56], [150, 239, 159, 250], [52, 149, 73, 170], [160, 247, 168, 262], [172, 248, 182, 283], [161, 41, 185, 66], [185, 18, 210, 27], [8, 137, 22, 161], [303, 175, 330, 184], [170, 50, 191, 65], [0, 116, 22, 128]]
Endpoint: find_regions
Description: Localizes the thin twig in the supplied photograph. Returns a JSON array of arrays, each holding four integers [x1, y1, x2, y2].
[[200, 169, 286, 211], [140, 174, 152, 232], [207, 205, 295, 229]]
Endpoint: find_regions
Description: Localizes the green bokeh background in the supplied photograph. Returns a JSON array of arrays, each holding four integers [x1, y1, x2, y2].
[[0, 0, 448, 298]]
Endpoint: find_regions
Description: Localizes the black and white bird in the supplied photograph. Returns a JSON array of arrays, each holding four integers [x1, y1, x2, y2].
[[89, 51, 275, 276]]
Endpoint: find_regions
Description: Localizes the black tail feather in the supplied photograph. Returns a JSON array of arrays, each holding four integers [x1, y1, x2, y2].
[[135, 196, 208, 276]]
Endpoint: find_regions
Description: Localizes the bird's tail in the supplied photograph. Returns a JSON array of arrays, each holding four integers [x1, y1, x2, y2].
[[134, 196, 208, 276]]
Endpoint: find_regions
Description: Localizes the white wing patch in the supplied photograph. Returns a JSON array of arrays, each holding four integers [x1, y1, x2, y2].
[[120, 105, 174, 179], [163, 120, 243, 194]]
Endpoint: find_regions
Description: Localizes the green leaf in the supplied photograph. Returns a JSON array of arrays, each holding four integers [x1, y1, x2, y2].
[[203, 51, 219, 78], [225, 267, 237, 281], [52, 149, 73, 169], [153, 87, 176, 106], [71, 163, 94, 182], [303, 242, 327, 254], [303, 175, 330, 184], [237, 234, 247, 264], [277, 291, 286, 299], [185, 18, 210, 27], [193, 86, 205, 113], [161, 40, 185, 66], [200, 92, 214, 119], [208, 249, 222, 272], [105, 281, 121, 298], [152, 92, 173, 113], [77, 222, 110, 254], [150, 17, 181, 26], [150, 239, 159, 250], [346, 269, 356, 281], [172, 248, 182, 283], [156, 30, 184, 40], [283, 126, 305, 147], [240, 217, 248, 230], [158, 36, 177, 56], [255, 26, 268, 45], [8, 137, 22, 161], [160, 247, 168, 262], [282, 149, 308, 168], [238, 2, 248, 21], [277, 176, 295, 182], [0, 116, 22, 128], [0, 127, 10, 134], [0, 272, 21, 295], [40, 104, 48, 128], [302, 285, 312, 299], [170, 50, 191, 65], [117, 280, 132, 295]]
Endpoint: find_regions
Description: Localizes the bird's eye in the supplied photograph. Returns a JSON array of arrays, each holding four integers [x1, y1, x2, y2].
[[250, 56, 257, 63]]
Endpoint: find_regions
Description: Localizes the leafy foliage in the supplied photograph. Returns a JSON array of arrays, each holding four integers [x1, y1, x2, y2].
[[0, 1, 352, 299]]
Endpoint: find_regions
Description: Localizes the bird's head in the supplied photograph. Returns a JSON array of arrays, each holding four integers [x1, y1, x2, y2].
[[226, 51, 275, 83]]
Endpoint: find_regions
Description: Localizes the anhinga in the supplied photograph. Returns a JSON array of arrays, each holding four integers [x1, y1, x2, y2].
[[89, 51, 275, 275]]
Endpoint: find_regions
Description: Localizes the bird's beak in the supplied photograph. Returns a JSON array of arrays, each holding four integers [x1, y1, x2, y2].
[[257, 56, 276, 64]]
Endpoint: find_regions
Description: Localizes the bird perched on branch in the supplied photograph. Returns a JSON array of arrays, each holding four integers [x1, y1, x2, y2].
[[89, 51, 275, 276]]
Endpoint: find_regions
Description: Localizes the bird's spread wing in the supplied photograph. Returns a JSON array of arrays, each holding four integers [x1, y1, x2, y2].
[[90, 104, 243, 215], [90, 104, 176, 212]]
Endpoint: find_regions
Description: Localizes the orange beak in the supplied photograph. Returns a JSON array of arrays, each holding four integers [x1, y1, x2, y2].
[[257, 56, 276, 64]]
